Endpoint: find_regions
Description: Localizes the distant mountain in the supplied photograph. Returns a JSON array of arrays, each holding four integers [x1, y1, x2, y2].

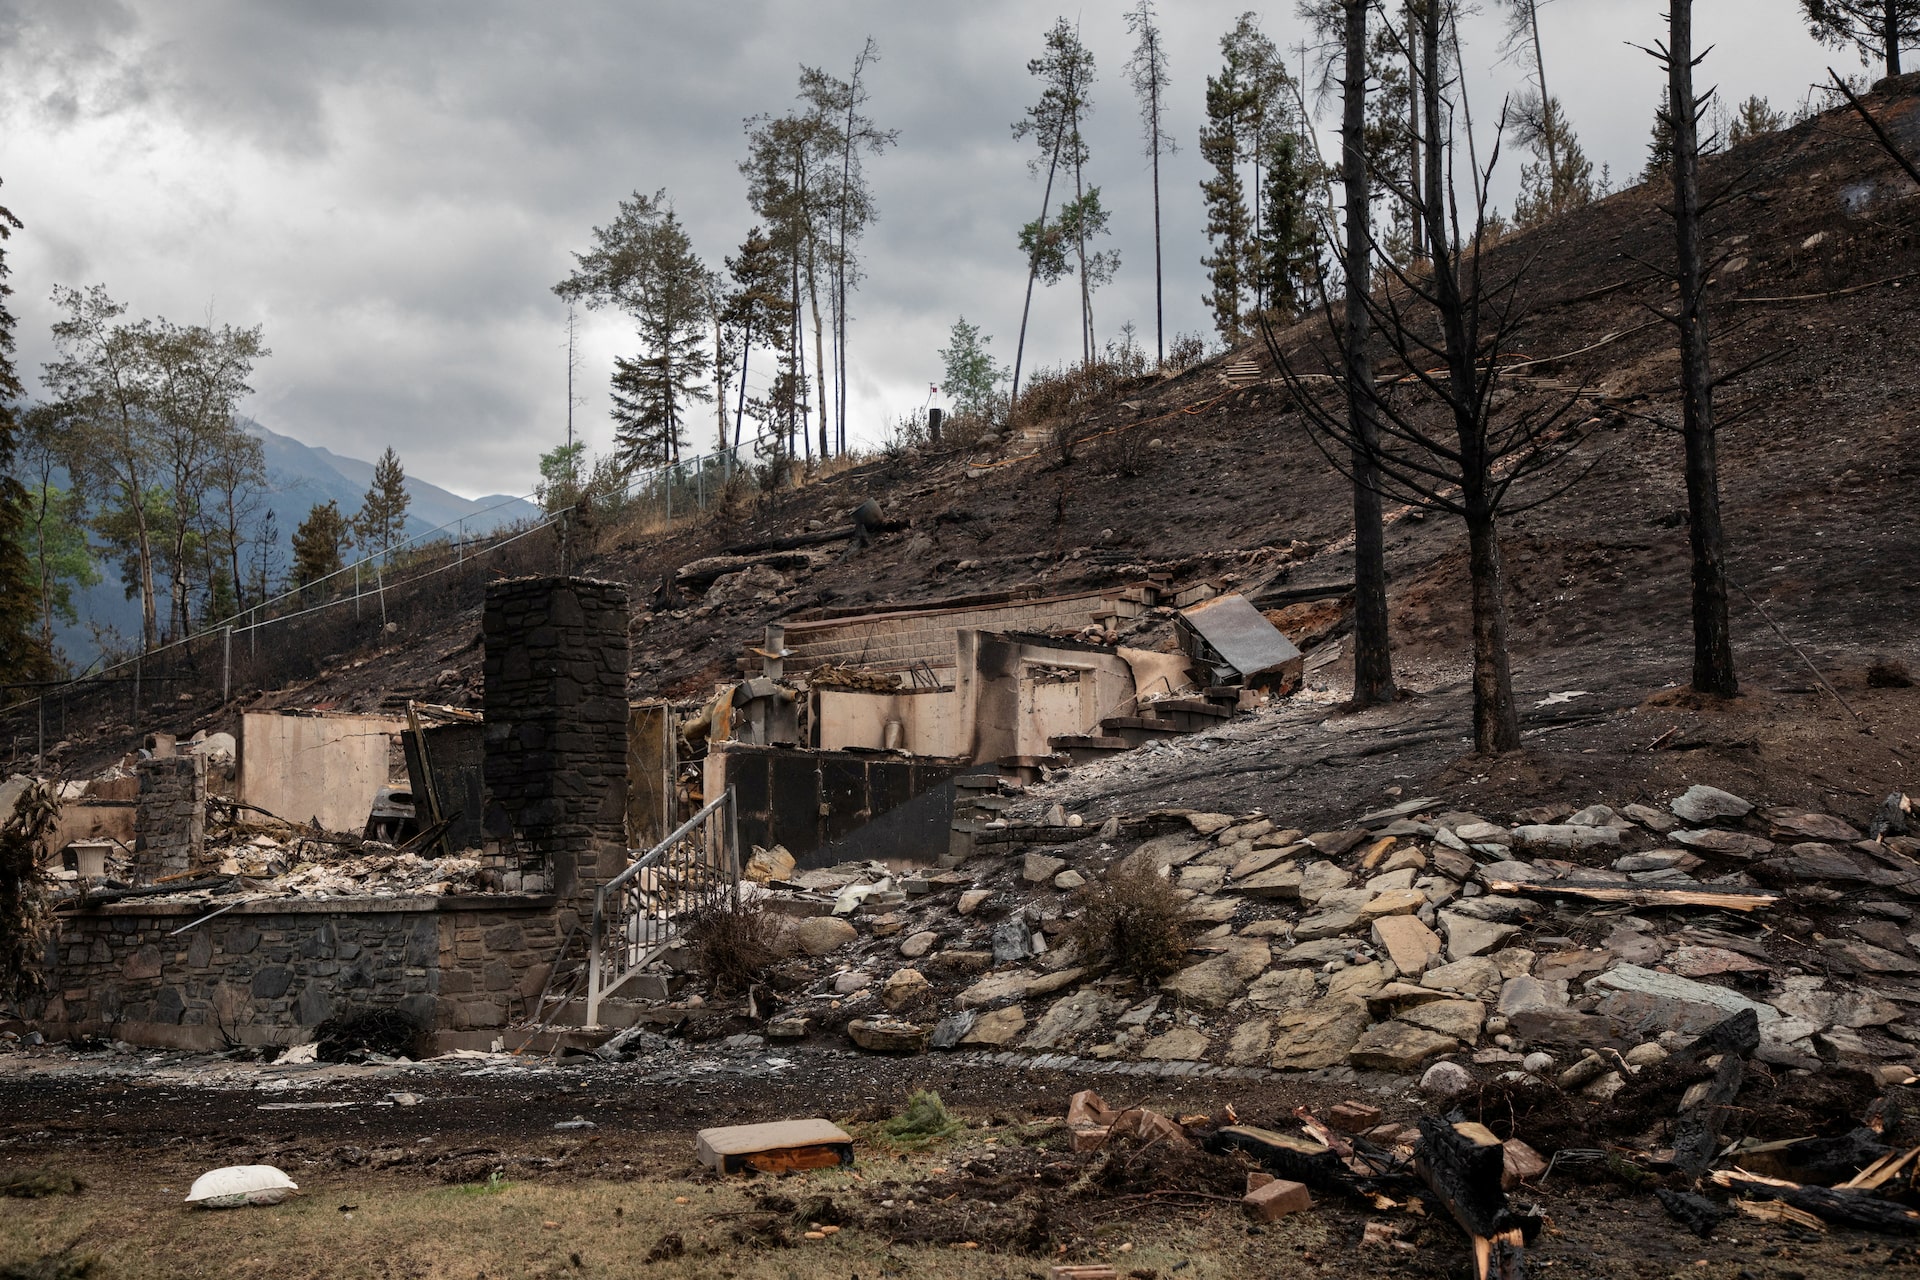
[[52, 421, 543, 666], [248, 422, 541, 539]]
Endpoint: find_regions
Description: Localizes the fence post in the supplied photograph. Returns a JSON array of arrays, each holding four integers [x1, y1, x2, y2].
[[355, 561, 361, 619], [222, 626, 232, 703], [132, 654, 141, 726], [36, 696, 44, 769]]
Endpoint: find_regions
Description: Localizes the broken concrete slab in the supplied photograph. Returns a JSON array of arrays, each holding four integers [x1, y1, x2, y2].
[[1586, 964, 1781, 1035]]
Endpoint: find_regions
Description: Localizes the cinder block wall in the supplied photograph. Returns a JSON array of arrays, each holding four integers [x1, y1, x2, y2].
[[482, 576, 631, 899]]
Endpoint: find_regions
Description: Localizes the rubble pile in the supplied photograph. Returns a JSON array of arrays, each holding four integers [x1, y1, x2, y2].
[[659, 783, 1920, 1090]]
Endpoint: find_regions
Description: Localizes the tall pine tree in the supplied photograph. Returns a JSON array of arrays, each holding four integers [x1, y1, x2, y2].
[[0, 179, 55, 682]]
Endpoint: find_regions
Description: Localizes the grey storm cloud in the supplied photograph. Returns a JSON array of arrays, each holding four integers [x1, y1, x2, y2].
[[0, 0, 1834, 498]]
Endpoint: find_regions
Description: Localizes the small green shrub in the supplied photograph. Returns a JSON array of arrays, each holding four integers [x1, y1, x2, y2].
[[884, 1090, 964, 1141]]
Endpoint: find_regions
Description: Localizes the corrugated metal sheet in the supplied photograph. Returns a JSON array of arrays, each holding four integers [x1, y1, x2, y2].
[[1177, 593, 1302, 682]]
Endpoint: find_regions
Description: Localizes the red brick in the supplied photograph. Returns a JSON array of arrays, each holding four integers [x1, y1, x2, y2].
[[1242, 1177, 1312, 1221]]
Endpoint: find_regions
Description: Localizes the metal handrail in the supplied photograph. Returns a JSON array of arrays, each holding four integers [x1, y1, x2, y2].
[[585, 787, 739, 1026]]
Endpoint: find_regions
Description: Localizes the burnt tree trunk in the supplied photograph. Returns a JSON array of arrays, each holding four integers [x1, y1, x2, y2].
[[1420, 0, 1519, 752], [1344, 0, 1396, 708], [1465, 501, 1521, 752], [1889, 0, 1904, 77], [1668, 0, 1738, 696]]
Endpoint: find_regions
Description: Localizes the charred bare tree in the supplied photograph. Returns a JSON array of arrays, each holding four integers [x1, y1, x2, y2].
[[1339, 0, 1397, 709], [1270, 0, 1594, 753], [1646, 3, 1738, 696]]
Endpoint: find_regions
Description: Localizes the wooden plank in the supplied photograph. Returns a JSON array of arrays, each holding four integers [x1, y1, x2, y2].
[[1486, 879, 1777, 911]]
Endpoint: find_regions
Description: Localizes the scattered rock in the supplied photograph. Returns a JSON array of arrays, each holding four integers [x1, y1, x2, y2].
[[1269, 1000, 1371, 1070], [847, 1017, 930, 1053], [1670, 785, 1754, 824], [1510, 824, 1622, 853], [1226, 1019, 1274, 1065], [1671, 829, 1775, 858], [881, 968, 931, 1012], [1023, 853, 1067, 883], [960, 1006, 1026, 1047], [1621, 803, 1679, 834], [1140, 1027, 1211, 1061], [1186, 812, 1237, 836], [1371, 915, 1443, 976], [1398, 998, 1486, 1042], [900, 931, 940, 959], [1420, 1059, 1475, 1099], [1350, 1020, 1460, 1071], [743, 844, 796, 884], [1587, 963, 1781, 1034], [1438, 911, 1519, 961], [1053, 869, 1087, 890], [957, 890, 994, 916], [795, 917, 858, 956]]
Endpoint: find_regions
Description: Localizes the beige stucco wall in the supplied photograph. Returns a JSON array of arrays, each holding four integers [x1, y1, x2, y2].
[[239, 711, 405, 834], [814, 687, 964, 757]]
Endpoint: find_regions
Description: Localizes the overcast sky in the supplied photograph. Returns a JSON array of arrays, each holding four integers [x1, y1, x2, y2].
[[0, 1, 1842, 501]]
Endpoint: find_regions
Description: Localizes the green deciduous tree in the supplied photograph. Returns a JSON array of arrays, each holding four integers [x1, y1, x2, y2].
[[13, 403, 99, 662], [555, 190, 712, 469]]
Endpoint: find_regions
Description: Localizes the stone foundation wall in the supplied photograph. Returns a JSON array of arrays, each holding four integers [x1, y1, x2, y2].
[[40, 896, 564, 1050], [134, 754, 205, 881]]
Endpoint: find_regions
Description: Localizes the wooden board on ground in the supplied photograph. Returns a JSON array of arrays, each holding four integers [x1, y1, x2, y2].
[[695, 1119, 855, 1174], [1486, 878, 1778, 911]]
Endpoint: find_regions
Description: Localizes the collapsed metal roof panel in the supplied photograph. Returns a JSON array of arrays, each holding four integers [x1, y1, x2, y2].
[[1176, 593, 1302, 681]]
